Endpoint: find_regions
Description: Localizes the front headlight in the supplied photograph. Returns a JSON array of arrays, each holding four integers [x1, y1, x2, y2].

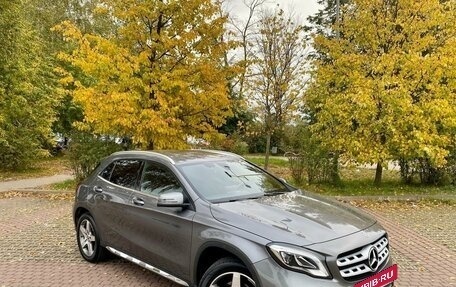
[[267, 243, 331, 278]]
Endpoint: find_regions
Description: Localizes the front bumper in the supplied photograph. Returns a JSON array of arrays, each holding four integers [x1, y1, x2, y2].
[[254, 250, 394, 287]]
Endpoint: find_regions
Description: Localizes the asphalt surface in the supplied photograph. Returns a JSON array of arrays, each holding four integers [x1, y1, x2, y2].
[[0, 174, 73, 192]]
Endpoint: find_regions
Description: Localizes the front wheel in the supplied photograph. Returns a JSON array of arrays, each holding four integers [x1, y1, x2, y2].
[[199, 257, 256, 287], [76, 213, 107, 262]]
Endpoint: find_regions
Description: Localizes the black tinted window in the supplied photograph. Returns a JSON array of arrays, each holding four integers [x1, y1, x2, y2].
[[100, 162, 115, 180], [140, 162, 182, 196], [109, 160, 142, 189]]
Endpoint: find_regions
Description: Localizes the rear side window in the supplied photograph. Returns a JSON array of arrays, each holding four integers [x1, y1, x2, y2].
[[108, 159, 142, 189]]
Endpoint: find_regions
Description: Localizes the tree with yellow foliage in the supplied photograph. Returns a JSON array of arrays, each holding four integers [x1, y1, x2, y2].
[[307, 0, 456, 184], [54, 0, 232, 149]]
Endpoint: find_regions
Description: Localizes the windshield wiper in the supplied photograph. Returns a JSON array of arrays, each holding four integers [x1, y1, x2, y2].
[[263, 191, 287, 197], [214, 195, 263, 203]]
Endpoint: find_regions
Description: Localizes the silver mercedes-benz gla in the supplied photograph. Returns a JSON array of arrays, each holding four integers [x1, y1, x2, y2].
[[74, 150, 393, 287]]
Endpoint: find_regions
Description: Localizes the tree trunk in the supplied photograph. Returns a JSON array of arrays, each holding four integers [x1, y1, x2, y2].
[[147, 140, 154, 150], [374, 162, 383, 185], [264, 132, 271, 170], [331, 152, 341, 184]]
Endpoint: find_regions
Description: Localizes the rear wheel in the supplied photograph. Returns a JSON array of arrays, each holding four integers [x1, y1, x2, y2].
[[76, 213, 107, 262], [199, 257, 256, 287]]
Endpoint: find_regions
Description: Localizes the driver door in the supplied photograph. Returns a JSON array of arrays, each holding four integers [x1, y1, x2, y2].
[[125, 161, 195, 281]]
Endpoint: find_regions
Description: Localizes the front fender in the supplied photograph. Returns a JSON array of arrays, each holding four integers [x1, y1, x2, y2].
[[191, 222, 270, 286]]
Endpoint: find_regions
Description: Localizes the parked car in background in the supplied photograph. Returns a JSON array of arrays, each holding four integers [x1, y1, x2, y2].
[[74, 150, 393, 287]]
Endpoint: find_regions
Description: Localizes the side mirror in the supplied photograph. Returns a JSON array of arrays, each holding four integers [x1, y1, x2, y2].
[[157, 192, 188, 208]]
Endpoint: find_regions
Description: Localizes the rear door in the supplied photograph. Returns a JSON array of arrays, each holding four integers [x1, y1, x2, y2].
[[125, 161, 195, 281], [92, 159, 143, 249]]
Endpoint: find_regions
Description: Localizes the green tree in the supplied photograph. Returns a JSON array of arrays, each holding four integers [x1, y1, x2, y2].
[[55, 0, 233, 149], [30, 0, 115, 138], [0, 0, 59, 169], [307, 0, 351, 37], [306, 0, 353, 183], [307, 0, 456, 184], [283, 121, 335, 184]]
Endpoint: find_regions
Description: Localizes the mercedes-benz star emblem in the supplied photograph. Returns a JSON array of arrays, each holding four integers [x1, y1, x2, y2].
[[368, 247, 379, 272]]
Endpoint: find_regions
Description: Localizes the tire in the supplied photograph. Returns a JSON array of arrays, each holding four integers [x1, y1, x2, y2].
[[76, 213, 108, 263], [199, 257, 256, 287]]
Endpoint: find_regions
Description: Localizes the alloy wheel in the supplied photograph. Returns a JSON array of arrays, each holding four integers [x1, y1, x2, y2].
[[209, 272, 255, 287], [79, 219, 96, 257]]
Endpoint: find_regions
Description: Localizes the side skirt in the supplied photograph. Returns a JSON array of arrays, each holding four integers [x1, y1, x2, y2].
[[106, 246, 189, 286]]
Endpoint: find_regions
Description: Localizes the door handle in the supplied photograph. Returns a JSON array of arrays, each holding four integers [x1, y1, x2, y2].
[[132, 197, 145, 206], [93, 186, 103, 193]]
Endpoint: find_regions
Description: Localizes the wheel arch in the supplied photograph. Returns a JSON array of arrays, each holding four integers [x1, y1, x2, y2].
[[74, 206, 90, 227], [193, 241, 263, 287]]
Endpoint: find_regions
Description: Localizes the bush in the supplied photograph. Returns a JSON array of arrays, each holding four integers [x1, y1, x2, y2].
[[231, 140, 249, 155], [285, 152, 306, 184], [399, 156, 455, 186], [446, 152, 456, 185], [284, 123, 338, 184], [243, 131, 267, 153], [243, 122, 283, 154], [0, 131, 50, 170], [215, 135, 249, 155], [68, 132, 122, 182]]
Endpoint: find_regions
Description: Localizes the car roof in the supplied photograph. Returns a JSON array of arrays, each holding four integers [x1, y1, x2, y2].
[[110, 149, 243, 165]]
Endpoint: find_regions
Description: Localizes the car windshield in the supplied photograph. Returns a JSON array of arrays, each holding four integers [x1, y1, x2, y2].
[[178, 159, 289, 202]]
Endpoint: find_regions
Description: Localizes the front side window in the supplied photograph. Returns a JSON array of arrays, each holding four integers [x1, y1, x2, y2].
[[108, 159, 142, 189], [140, 161, 183, 196], [100, 162, 115, 180], [178, 159, 288, 202]]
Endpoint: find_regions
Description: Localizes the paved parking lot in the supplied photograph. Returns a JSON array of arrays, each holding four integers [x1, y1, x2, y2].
[[0, 195, 179, 287], [0, 193, 454, 286], [360, 202, 456, 286]]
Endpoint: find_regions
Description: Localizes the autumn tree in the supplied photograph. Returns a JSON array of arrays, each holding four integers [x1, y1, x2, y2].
[[249, 9, 307, 169], [0, 0, 59, 169], [307, 0, 456, 184], [305, 0, 354, 183], [47, 0, 119, 138], [215, 0, 265, 137], [55, 0, 233, 149], [228, 0, 266, 100]]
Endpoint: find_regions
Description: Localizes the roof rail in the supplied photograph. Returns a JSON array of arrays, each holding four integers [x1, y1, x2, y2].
[[147, 151, 175, 164], [112, 150, 176, 164], [198, 149, 244, 159]]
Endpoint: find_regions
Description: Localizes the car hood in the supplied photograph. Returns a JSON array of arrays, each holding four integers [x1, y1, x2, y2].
[[210, 190, 376, 246]]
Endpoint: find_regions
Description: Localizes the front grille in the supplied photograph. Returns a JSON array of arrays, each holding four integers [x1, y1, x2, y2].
[[337, 236, 389, 281]]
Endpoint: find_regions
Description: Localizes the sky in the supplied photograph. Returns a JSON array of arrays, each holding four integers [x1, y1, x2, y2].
[[229, 0, 321, 24]]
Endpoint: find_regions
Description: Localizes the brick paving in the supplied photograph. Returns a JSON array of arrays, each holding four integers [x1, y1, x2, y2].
[[0, 194, 454, 287], [368, 210, 456, 287], [0, 197, 178, 287]]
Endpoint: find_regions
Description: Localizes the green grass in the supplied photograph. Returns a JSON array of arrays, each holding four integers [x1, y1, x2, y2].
[[50, 179, 77, 191], [304, 180, 456, 197], [245, 155, 456, 197], [305, 167, 455, 196], [245, 155, 289, 168], [0, 156, 71, 181]]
